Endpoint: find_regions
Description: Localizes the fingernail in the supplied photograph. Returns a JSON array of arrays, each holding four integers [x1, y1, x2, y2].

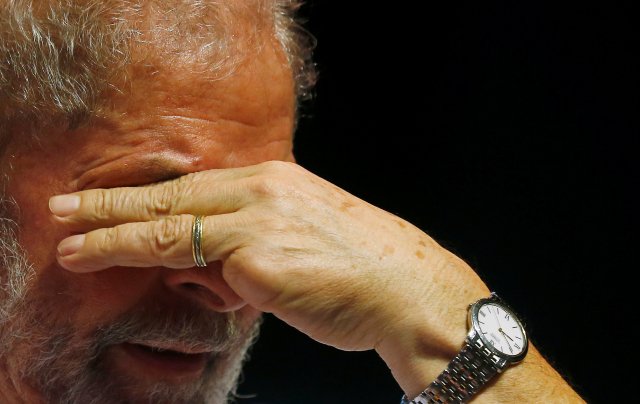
[[49, 195, 80, 216], [57, 234, 85, 256]]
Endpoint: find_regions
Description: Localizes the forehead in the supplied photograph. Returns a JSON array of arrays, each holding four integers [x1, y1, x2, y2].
[[1, 17, 296, 191], [107, 0, 291, 120]]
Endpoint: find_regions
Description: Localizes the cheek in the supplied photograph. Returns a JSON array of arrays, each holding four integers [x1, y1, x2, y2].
[[19, 210, 62, 271], [5, 169, 156, 327], [72, 270, 160, 326], [20, 262, 160, 333], [5, 157, 73, 270]]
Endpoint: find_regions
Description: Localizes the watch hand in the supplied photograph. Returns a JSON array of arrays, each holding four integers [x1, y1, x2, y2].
[[499, 329, 513, 351], [501, 331, 514, 342], [492, 307, 502, 328]]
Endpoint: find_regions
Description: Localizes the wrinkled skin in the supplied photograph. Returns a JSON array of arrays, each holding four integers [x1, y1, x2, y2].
[[0, 23, 294, 404], [53, 160, 490, 353], [0, 8, 584, 404]]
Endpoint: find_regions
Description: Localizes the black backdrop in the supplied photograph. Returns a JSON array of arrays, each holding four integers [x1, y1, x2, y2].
[[238, 1, 636, 403]]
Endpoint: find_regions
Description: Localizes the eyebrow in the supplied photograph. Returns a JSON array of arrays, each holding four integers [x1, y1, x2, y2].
[[76, 154, 195, 190], [136, 158, 190, 184]]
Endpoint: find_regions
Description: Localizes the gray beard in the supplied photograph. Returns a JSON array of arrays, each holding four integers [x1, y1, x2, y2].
[[0, 195, 260, 404]]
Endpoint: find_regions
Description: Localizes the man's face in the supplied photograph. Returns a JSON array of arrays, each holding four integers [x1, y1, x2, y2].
[[0, 22, 295, 404]]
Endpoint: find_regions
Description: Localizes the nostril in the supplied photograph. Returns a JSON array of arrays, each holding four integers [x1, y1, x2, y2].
[[162, 267, 246, 312], [181, 282, 206, 291], [179, 282, 225, 307]]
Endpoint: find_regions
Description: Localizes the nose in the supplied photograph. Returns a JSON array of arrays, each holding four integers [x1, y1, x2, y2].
[[162, 261, 246, 312]]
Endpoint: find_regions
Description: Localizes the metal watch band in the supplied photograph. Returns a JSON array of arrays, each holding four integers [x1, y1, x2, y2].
[[400, 337, 501, 404]]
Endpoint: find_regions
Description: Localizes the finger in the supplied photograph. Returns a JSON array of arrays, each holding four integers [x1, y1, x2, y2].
[[56, 213, 243, 273], [49, 166, 259, 230]]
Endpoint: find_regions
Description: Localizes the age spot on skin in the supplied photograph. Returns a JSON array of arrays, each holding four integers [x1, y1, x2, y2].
[[415, 250, 426, 260], [418, 240, 427, 247], [383, 245, 395, 256], [340, 201, 355, 212], [395, 220, 406, 228]]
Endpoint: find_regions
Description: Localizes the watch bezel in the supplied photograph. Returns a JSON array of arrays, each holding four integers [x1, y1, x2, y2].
[[468, 293, 529, 363]]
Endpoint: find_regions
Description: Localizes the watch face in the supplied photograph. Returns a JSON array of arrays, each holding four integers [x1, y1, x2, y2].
[[476, 302, 526, 357]]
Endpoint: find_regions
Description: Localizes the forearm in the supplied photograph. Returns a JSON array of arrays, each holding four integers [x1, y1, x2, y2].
[[381, 318, 584, 403], [376, 251, 584, 403], [473, 344, 584, 403]]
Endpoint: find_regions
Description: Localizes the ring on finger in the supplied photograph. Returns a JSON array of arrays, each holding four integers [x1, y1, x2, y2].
[[191, 215, 207, 268]]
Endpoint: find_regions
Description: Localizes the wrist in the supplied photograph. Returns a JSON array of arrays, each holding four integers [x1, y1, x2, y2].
[[375, 252, 490, 397], [377, 283, 584, 403]]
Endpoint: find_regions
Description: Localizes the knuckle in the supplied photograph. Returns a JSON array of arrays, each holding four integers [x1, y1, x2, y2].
[[247, 175, 286, 198], [248, 175, 302, 202], [96, 226, 121, 255], [259, 160, 288, 172], [224, 245, 282, 309], [93, 189, 117, 221], [227, 247, 262, 275], [147, 181, 181, 217], [259, 160, 305, 178], [148, 215, 190, 258]]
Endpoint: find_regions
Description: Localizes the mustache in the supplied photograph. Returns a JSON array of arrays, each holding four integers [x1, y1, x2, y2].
[[90, 303, 252, 355], [15, 293, 261, 402]]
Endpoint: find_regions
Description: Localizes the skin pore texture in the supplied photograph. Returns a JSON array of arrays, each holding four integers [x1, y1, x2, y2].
[[0, 2, 585, 404], [0, 7, 295, 403]]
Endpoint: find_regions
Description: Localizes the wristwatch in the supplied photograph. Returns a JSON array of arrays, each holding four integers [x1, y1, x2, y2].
[[401, 292, 529, 404]]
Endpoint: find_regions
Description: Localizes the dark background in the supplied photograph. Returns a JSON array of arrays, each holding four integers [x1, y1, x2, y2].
[[239, 1, 636, 403]]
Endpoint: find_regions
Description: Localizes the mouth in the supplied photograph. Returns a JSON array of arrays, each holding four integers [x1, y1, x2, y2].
[[117, 340, 213, 381]]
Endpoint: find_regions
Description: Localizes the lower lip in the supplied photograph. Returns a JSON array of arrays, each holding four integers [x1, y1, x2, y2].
[[119, 343, 210, 378]]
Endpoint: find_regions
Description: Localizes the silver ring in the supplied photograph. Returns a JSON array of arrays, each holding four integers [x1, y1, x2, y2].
[[191, 215, 207, 267]]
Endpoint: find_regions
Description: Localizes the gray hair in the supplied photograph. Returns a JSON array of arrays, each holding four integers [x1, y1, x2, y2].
[[0, 0, 316, 137]]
